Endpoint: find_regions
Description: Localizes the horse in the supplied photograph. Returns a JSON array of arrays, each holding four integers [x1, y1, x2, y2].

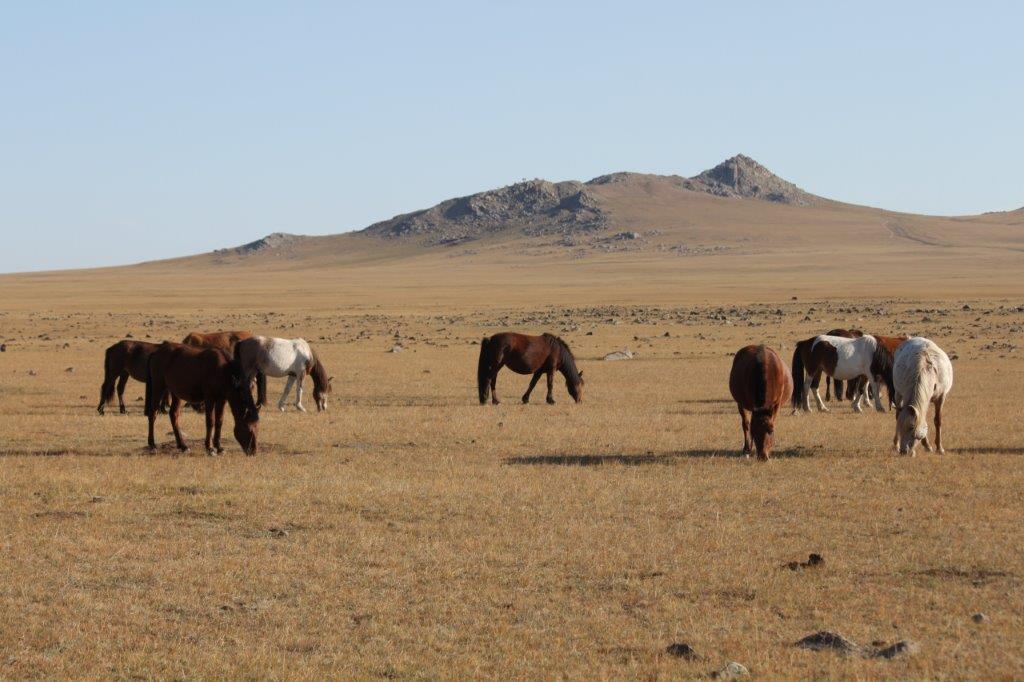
[[821, 328, 864, 402], [874, 334, 909, 408], [729, 345, 793, 460], [892, 337, 953, 455], [144, 342, 259, 455], [181, 330, 253, 353], [477, 332, 584, 405], [98, 340, 165, 414], [234, 336, 332, 412], [791, 334, 893, 413]]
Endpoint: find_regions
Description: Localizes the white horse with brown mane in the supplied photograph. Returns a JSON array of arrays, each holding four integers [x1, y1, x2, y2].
[[234, 336, 333, 412], [892, 337, 953, 455]]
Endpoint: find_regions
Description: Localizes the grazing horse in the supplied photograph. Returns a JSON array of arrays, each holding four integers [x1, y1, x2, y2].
[[477, 332, 584, 405], [791, 334, 893, 413], [729, 345, 793, 460], [892, 337, 953, 455], [873, 334, 909, 408], [234, 336, 332, 412], [182, 330, 254, 353], [821, 328, 864, 402], [144, 342, 259, 455], [98, 340, 165, 414]]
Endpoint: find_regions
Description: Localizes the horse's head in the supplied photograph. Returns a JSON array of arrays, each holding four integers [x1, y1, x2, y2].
[[896, 405, 926, 455], [750, 409, 775, 460], [314, 375, 334, 412], [225, 361, 259, 455], [567, 369, 584, 403]]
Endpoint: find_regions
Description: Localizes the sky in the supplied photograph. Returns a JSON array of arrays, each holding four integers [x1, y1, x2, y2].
[[1, 1, 1022, 272]]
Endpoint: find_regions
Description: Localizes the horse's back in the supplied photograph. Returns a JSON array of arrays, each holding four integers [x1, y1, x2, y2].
[[731, 345, 791, 410], [894, 337, 953, 399]]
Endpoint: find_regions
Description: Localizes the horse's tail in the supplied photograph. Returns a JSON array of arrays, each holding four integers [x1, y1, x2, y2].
[[791, 341, 807, 410], [477, 337, 492, 404], [98, 346, 116, 413]]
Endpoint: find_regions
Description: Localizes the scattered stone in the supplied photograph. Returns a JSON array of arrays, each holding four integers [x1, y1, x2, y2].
[[971, 612, 988, 623], [785, 553, 824, 571], [28, 369, 37, 376], [871, 640, 919, 659], [794, 631, 859, 654], [603, 348, 634, 361], [389, 345, 404, 353], [0, 343, 5, 352], [711, 661, 749, 678], [65, 367, 75, 373], [269, 527, 289, 538], [962, 304, 972, 310], [665, 642, 701, 660]]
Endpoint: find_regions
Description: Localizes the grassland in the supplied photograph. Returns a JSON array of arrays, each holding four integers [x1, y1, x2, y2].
[[1, 229, 1024, 679]]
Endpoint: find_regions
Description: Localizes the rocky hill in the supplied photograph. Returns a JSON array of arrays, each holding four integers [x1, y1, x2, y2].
[[681, 154, 819, 205]]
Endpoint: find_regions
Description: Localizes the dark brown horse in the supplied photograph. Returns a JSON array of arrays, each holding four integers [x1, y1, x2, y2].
[[98, 340, 169, 414], [477, 333, 584, 405], [145, 342, 259, 455], [729, 345, 793, 460]]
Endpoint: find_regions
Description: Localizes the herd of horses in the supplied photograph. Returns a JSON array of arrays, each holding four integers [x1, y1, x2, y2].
[[99, 331, 333, 455], [97, 327, 952, 461]]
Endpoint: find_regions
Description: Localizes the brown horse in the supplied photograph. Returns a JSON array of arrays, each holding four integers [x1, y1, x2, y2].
[[729, 345, 793, 460], [477, 333, 584, 405], [98, 340, 165, 414], [145, 342, 259, 455], [182, 330, 253, 353]]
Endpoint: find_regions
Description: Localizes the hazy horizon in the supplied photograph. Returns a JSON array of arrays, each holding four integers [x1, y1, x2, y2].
[[2, 1, 1022, 273]]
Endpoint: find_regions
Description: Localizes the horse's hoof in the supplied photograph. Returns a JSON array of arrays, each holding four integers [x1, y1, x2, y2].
[[296, 406, 306, 413], [178, 446, 190, 454], [521, 397, 529, 404], [492, 399, 500, 405], [278, 406, 286, 412], [546, 399, 556, 405], [206, 448, 216, 456]]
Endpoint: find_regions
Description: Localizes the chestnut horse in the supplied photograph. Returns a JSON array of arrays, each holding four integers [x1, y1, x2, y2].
[[477, 333, 584, 405], [145, 342, 259, 455], [182, 330, 253, 353], [98, 339, 164, 414], [729, 345, 793, 460]]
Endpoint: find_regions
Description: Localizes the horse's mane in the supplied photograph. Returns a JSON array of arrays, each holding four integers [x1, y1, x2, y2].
[[308, 347, 330, 391], [543, 333, 581, 384], [752, 345, 769, 413]]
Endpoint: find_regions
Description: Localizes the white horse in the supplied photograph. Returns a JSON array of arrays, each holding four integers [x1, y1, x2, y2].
[[892, 337, 953, 455], [235, 336, 333, 412], [792, 334, 893, 413]]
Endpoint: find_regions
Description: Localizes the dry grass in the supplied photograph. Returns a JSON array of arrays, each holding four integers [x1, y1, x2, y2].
[[1, 243, 1023, 678]]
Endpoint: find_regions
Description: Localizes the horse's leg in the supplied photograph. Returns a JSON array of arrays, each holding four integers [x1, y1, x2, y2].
[[522, 370, 543, 404], [213, 400, 225, 454], [490, 367, 501, 405], [147, 400, 157, 451], [278, 374, 296, 411], [834, 378, 844, 402], [204, 400, 215, 455], [294, 374, 307, 412], [545, 370, 555, 405], [825, 376, 832, 402], [738, 405, 751, 455], [809, 372, 828, 412], [933, 395, 945, 454], [868, 375, 886, 412], [114, 372, 129, 414], [169, 397, 188, 453]]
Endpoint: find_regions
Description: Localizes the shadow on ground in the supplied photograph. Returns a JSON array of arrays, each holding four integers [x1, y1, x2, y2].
[[505, 447, 819, 466]]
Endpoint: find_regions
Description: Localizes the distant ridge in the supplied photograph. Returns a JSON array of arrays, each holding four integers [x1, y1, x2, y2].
[[682, 154, 819, 205]]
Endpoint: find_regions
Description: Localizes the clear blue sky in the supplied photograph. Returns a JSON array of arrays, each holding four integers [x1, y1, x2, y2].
[[2, 1, 1021, 272]]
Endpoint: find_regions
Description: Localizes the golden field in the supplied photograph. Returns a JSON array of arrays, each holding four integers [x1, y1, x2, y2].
[[1, 208, 1024, 679]]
